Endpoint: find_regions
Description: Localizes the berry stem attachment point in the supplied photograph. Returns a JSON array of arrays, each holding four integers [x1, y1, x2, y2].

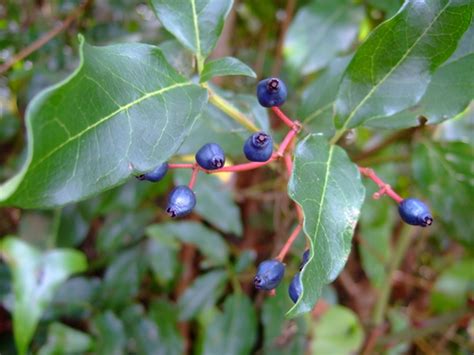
[[358, 167, 403, 204], [271, 106, 295, 129], [188, 165, 200, 189], [276, 223, 303, 262]]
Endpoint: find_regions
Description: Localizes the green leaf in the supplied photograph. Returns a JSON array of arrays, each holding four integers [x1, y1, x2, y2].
[[311, 306, 364, 355], [262, 281, 308, 355], [0, 237, 87, 355], [38, 323, 94, 355], [413, 141, 474, 248], [56, 205, 90, 248], [284, 0, 363, 75], [431, 259, 474, 313], [298, 56, 351, 137], [149, 0, 233, 62], [147, 221, 229, 267], [200, 294, 257, 355], [287, 135, 365, 317], [0, 36, 207, 208], [174, 170, 243, 236], [368, 0, 403, 16], [98, 247, 147, 309], [145, 235, 180, 285], [149, 300, 185, 355], [334, 0, 472, 130], [178, 270, 227, 320], [200, 57, 256, 83], [92, 311, 127, 355], [365, 25, 474, 128], [121, 304, 161, 354]]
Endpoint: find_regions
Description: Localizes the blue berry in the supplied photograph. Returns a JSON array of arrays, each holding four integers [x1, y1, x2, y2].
[[256, 78, 287, 107], [166, 185, 196, 218], [243, 132, 273, 162], [288, 272, 302, 303], [254, 260, 285, 291], [136, 162, 168, 182], [195, 143, 225, 170], [398, 198, 433, 227], [299, 249, 310, 270]]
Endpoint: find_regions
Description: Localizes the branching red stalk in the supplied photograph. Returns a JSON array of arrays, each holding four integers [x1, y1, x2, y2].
[[271, 106, 296, 128], [275, 223, 302, 262], [188, 165, 199, 189], [168, 163, 194, 169], [358, 167, 403, 204]]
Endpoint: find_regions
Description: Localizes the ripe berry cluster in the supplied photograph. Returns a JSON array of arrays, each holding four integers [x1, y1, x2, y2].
[[137, 77, 433, 305]]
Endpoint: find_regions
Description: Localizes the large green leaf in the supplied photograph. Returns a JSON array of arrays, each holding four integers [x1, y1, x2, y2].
[[287, 135, 365, 317], [366, 25, 474, 128], [147, 221, 229, 267], [284, 0, 363, 75], [149, 0, 233, 64], [200, 294, 257, 355], [0, 237, 87, 355], [200, 57, 256, 83], [334, 0, 472, 130], [0, 36, 207, 208], [413, 140, 474, 248]]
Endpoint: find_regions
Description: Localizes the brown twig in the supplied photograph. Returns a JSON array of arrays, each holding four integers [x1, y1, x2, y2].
[[271, 0, 297, 76], [0, 0, 91, 75]]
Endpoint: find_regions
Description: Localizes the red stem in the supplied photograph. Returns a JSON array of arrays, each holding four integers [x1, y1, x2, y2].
[[188, 165, 199, 189], [277, 129, 298, 156], [358, 167, 403, 204], [272, 106, 296, 128], [276, 223, 302, 262], [169, 163, 194, 169]]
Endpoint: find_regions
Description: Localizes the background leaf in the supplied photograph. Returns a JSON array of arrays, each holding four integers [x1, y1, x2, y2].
[[200, 57, 256, 83], [334, 0, 472, 129], [38, 323, 94, 355], [0, 37, 207, 208], [287, 135, 365, 316], [92, 311, 127, 355], [413, 140, 474, 248], [200, 294, 257, 355], [284, 0, 363, 76], [149, 0, 233, 62], [0, 237, 87, 355]]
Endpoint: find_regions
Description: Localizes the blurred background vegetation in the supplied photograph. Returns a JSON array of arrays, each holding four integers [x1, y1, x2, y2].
[[0, 0, 473, 354]]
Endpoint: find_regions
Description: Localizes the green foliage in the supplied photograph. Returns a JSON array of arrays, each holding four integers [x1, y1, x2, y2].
[[1, 0, 473, 353]]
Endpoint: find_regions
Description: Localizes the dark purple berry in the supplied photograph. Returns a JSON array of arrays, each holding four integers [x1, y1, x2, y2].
[[195, 143, 225, 170], [243, 132, 273, 162], [256, 78, 288, 107], [398, 198, 433, 227], [136, 162, 168, 182], [288, 272, 302, 303], [299, 249, 310, 270], [254, 259, 285, 291], [166, 185, 196, 218]]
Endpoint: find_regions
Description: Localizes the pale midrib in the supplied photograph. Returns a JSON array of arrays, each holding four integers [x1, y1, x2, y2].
[[340, 1, 452, 131], [190, 0, 202, 59], [297, 145, 334, 306], [30, 82, 191, 170]]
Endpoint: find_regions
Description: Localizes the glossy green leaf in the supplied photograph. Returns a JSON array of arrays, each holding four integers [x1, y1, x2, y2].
[[413, 141, 474, 248], [262, 281, 308, 355], [38, 323, 94, 355], [287, 135, 365, 317], [368, 0, 403, 16], [174, 170, 243, 236], [147, 221, 229, 267], [149, 0, 233, 62], [284, 0, 363, 75], [178, 270, 227, 320], [311, 306, 364, 354], [149, 300, 185, 355], [0, 237, 87, 355], [200, 56, 256, 83], [200, 294, 257, 355], [366, 25, 474, 128], [431, 259, 474, 313], [92, 311, 127, 355], [436, 104, 474, 143], [298, 56, 351, 137], [334, 0, 472, 130], [160, 39, 195, 77], [0, 36, 207, 208]]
